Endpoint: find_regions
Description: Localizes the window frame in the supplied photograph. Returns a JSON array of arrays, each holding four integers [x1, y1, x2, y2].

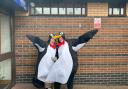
[[29, 3, 87, 16], [108, 2, 126, 17]]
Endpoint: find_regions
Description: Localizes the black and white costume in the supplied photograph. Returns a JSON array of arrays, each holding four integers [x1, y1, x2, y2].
[[27, 29, 98, 89]]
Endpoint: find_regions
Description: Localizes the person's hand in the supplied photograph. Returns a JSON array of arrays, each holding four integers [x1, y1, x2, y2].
[[51, 57, 57, 62]]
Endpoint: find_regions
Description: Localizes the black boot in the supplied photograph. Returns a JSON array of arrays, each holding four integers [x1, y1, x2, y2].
[[54, 82, 61, 89]]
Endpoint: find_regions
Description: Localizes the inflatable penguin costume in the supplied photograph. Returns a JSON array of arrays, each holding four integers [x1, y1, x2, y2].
[[26, 33, 60, 88], [26, 29, 98, 89]]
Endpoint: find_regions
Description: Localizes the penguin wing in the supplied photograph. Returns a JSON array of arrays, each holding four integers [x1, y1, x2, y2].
[[26, 35, 46, 52], [72, 29, 98, 52]]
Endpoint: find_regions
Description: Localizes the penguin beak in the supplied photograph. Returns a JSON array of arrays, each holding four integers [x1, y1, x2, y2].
[[52, 35, 61, 39]]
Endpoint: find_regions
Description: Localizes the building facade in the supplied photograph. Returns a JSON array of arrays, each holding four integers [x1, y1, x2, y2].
[[15, 0, 128, 86]]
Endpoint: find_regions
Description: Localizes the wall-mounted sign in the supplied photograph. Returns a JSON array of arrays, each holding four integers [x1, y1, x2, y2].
[[14, 0, 27, 10], [94, 18, 101, 29]]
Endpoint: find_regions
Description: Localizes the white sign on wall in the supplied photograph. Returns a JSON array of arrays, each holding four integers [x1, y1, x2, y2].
[[94, 18, 101, 29]]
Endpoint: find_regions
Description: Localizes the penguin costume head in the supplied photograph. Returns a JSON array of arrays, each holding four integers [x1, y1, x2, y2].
[[59, 32, 65, 40], [48, 33, 55, 43], [57, 32, 65, 46], [48, 32, 65, 45]]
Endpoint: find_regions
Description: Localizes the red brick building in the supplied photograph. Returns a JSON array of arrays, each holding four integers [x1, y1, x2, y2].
[[1, 0, 128, 89]]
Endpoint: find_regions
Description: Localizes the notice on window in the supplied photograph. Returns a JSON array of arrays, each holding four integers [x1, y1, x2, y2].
[[94, 18, 101, 29]]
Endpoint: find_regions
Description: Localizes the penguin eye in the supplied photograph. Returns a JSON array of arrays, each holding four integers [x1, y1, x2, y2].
[[59, 32, 64, 35], [49, 34, 54, 37]]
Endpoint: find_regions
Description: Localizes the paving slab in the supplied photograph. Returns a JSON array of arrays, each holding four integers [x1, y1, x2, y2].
[[11, 83, 128, 89]]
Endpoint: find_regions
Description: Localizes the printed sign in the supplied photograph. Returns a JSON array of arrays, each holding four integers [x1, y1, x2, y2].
[[94, 18, 101, 28]]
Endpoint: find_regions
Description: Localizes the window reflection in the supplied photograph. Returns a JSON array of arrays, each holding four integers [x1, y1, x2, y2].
[[109, 8, 112, 15], [1, 14, 11, 54], [43, 7, 50, 14], [121, 8, 124, 15], [35, 7, 42, 14], [0, 59, 11, 86], [82, 8, 85, 15], [74, 8, 81, 15], [59, 8, 66, 15], [0, 59, 11, 81], [51, 8, 58, 14], [113, 8, 120, 15], [67, 8, 73, 15], [31, 7, 35, 14]]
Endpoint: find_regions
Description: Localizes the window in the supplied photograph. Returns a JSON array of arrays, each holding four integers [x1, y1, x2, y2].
[[30, 7, 35, 15], [59, 8, 66, 15], [51, 8, 58, 14], [35, 7, 42, 14], [82, 8, 85, 15], [29, 3, 86, 16], [1, 15, 11, 54], [74, 8, 81, 15], [0, 13, 15, 89], [108, 2, 126, 16], [67, 8, 73, 15], [43, 7, 50, 14], [0, 59, 12, 82]]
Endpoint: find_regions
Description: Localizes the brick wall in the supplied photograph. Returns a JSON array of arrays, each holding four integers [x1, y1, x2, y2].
[[87, 3, 108, 16], [15, 16, 128, 85]]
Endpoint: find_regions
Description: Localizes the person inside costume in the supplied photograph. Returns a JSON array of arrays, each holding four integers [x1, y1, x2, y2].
[[26, 29, 98, 89]]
